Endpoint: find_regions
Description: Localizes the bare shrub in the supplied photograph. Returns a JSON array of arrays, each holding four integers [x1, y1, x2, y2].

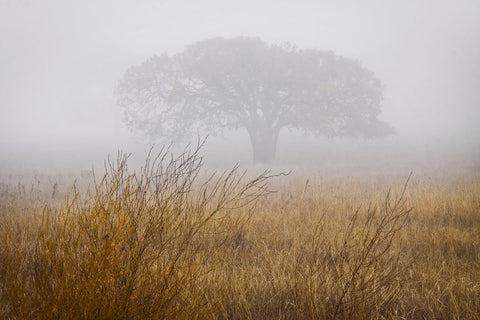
[[0, 143, 273, 319]]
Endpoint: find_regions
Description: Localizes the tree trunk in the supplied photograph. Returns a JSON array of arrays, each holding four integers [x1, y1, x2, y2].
[[246, 125, 280, 163]]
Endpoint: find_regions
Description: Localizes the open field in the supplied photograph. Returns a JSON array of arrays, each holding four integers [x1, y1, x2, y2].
[[0, 146, 479, 319]]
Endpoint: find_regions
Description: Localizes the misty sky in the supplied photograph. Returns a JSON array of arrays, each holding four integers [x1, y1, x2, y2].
[[1, 0, 479, 149]]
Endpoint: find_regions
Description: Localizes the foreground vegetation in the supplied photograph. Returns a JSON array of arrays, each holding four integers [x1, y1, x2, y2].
[[0, 147, 479, 319]]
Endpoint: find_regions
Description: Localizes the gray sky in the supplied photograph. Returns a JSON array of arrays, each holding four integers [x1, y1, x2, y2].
[[1, 0, 479, 149]]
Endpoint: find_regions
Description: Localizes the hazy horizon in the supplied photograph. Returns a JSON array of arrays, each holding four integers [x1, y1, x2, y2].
[[1, 0, 479, 170]]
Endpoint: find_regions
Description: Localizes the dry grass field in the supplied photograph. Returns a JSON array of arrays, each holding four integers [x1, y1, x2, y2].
[[0, 145, 479, 319]]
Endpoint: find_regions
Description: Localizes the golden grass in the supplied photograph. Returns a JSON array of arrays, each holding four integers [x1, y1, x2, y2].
[[0, 146, 479, 319]]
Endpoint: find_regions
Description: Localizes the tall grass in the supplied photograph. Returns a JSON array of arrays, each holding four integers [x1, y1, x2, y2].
[[0, 145, 273, 319], [0, 146, 479, 319]]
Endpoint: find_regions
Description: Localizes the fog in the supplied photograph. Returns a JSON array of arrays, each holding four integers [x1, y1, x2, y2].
[[1, 0, 479, 173]]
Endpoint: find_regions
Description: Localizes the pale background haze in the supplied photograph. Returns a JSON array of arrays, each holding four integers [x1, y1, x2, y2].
[[1, 0, 479, 168]]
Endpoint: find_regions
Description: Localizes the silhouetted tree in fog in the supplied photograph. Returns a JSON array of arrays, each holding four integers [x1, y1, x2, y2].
[[116, 37, 393, 162]]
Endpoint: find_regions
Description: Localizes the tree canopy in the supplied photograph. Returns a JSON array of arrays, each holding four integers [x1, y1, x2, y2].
[[115, 37, 393, 162]]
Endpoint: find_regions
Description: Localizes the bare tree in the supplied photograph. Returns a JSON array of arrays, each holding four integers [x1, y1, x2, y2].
[[116, 37, 393, 162]]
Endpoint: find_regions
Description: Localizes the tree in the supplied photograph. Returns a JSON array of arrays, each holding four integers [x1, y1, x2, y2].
[[115, 37, 394, 162]]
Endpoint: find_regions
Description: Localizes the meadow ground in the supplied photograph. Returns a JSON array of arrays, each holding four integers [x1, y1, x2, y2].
[[0, 145, 479, 319]]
